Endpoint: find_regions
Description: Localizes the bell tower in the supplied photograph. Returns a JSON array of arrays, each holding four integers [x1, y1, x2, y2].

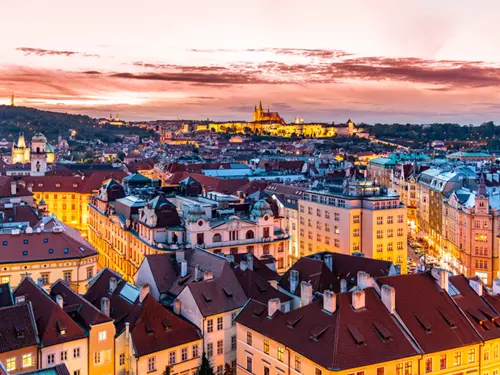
[[30, 132, 48, 176]]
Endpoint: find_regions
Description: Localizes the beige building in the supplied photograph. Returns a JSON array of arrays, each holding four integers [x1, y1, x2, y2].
[[298, 179, 408, 273]]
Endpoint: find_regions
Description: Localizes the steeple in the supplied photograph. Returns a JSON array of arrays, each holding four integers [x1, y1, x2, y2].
[[17, 132, 26, 149], [259, 101, 263, 111], [477, 172, 488, 197]]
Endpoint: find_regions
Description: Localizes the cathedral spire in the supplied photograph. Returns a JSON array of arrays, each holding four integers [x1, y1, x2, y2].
[[259, 101, 263, 111]]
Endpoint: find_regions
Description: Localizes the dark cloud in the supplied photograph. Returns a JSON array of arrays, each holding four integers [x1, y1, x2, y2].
[[110, 71, 265, 85], [16, 47, 100, 58]]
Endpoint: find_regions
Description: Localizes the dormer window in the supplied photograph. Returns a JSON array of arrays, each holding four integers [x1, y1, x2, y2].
[[57, 320, 67, 336]]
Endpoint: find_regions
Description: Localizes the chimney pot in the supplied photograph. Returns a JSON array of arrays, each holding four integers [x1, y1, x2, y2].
[[469, 278, 483, 296], [181, 260, 188, 278], [10, 180, 16, 196], [357, 271, 369, 289], [226, 254, 234, 263], [268, 298, 281, 317], [37, 277, 44, 288], [101, 297, 110, 317], [109, 277, 117, 293], [352, 290, 365, 310], [290, 269, 299, 293], [323, 290, 336, 314], [176, 250, 185, 262], [246, 253, 254, 271]]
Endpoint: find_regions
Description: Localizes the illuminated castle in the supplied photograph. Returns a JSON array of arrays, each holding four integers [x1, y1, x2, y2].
[[253, 101, 285, 123], [12, 132, 55, 164]]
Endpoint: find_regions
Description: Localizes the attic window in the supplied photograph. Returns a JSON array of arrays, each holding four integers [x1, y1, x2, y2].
[[73, 184, 78, 188], [222, 286, 233, 298], [23, 240, 28, 244], [202, 292, 212, 302], [57, 320, 67, 336], [23, 251, 28, 256], [43, 238, 48, 243], [346, 324, 366, 345], [373, 320, 392, 341], [286, 315, 303, 328], [439, 310, 456, 328], [48, 249, 54, 254], [38, 183, 43, 187], [80, 247, 85, 252], [55, 183, 61, 188], [14, 321, 25, 338], [162, 320, 171, 332], [480, 309, 500, 326], [311, 324, 331, 342], [467, 309, 488, 327], [414, 312, 432, 333], [2, 241, 7, 246]]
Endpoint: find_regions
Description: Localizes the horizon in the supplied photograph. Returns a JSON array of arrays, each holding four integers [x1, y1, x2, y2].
[[2, 1, 500, 124]]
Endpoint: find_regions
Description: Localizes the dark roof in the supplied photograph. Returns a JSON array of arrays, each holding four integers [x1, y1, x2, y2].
[[0, 283, 14, 307], [0, 204, 40, 227], [18, 364, 70, 375], [376, 272, 482, 353], [231, 253, 280, 281], [50, 280, 112, 332], [450, 275, 500, 341], [0, 303, 38, 353], [236, 288, 419, 370], [14, 278, 86, 347], [0, 177, 33, 198], [279, 257, 338, 296]]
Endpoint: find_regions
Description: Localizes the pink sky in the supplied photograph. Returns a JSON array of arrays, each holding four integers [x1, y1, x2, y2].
[[2, 0, 500, 124]]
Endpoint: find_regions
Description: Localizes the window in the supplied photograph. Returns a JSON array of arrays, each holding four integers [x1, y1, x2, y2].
[[181, 347, 188, 362], [484, 348, 490, 361], [98, 330, 107, 341], [264, 339, 269, 354], [377, 216, 383, 225], [278, 346, 284, 362], [353, 229, 360, 237], [6, 358, 15, 372], [387, 243, 393, 252], [207, 319, 213, 333], [61, 351, 68, 361], [377, 368, 384, 375], [334, 239, 340, 248], [119, 354, 125, 366], [216, 365, 223, 375], [148, 356, 156, 372], [94, 352, 100, 364], [47, 354, 55, 365], [217, 316, 223, 330], [247, 331, 252, 345], [1, 276, 10, 284], [396, 363, 403, 375], [264, 367, 270, 375], [317, 209, 321, 217], [387, 229, 393, 238], [397, 215, 404, 223], [387, 216, 393, 224], [246, 356, 253, 372], [217, 339, 224, 355], [454, 351, 462, 366], [169, 351, 176, 365], [316, 369, 324, 375], [295, 355, 302, 373], [404, 362, 412, 375], [74, 371, 81, 375], [425, 358, 432, 373], [353, 215, 360, 223], [325, 223, 330, 232], [207, 343, 213, 358], [231, 335, 237, 350], [22, 353, 32, 368], [468, 348, 476, 363], [231, 312, 237, 327], [325, 211, 330, 219], [494, 344, 499, 358], [377, 244, 383, 253], [397, 228, 404, 236], [335, 213, 340, 221], [377, 230, 383, 239], [192, 344, 199, 358], [397, 241, 404, 251], [73, 348, 80, 358], [87, 267, 93, 279], [63, 271, 72, 283]]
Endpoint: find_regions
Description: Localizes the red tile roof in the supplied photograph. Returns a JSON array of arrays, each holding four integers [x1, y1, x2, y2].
[[0, 302, 39, 353], [376, 272, 482, 353], [14, 278, 86, 347], [0, 177, 33, 199], [236, 288, 419, 370]]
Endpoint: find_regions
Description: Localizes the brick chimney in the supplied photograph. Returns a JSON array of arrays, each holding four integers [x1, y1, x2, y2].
[[268, 298, 281, 317], [469, 278, 483, 296], [431, 268, 449, 293], [381, 285, 395, 314], [101, 297, 110, 317], [181, 260, 188, 278], [290, 269, 299, 293], [323, 290, 336, 314], [300, 281, 313, 307], [352, 290, 365, 310]]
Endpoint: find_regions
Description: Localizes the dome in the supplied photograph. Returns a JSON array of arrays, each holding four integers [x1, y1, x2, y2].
[[45, 143, 55, 153], [32, 132, 47, 143], [186, 204, 206, 223], [251, 199, 273, 218]]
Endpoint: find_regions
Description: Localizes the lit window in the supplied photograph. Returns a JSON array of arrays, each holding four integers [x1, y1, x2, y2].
[[6, 358, 15, 372], [454, 351, 462, 367], [22, 353, 32, 368], [263, 339, 269, 354], [425, 358, 432, 373], [98, 330, 107, 341], [295, 356, 302, 373], [278, 347, 284, 362], [468, 348, 476, 363]]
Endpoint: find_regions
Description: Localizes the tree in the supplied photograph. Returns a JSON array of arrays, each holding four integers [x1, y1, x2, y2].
[[223, 363, 234, 375], [116, 151, 125, 161], [198, 352, 215, 375], [162, 366, 172, 375]]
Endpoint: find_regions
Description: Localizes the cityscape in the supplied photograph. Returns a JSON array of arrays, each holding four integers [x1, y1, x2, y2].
[[2, 1, 500, 375]]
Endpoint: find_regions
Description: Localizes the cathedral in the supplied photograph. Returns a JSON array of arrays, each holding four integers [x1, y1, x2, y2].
[[12, 132, 55, 164], [253, 101, 285, 124]]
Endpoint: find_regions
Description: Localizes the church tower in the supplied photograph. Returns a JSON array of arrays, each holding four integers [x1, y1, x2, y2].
[[30, 132, 48, 176]]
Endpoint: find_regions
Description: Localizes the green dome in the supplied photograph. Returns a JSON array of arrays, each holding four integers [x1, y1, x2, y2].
[[45, 143, 55, 153]]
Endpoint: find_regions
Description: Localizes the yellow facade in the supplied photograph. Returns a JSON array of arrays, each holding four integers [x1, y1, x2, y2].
[[206, 121, 337, 138], [88, 321, 115, 375]]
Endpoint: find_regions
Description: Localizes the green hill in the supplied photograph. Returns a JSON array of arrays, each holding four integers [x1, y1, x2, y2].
[[0, 105, 155, 143]]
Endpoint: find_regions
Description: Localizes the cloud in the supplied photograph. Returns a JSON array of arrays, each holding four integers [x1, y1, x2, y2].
[[110, 71, 265, 85], [16, 47, 100, 58]]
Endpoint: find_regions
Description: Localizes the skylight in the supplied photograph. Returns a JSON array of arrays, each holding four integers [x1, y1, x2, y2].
[[119, 283, 140, 304]]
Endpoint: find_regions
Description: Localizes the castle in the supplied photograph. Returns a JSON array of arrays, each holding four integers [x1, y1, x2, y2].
[[12, 132, 55, 165], [253, 101, 285, 123]]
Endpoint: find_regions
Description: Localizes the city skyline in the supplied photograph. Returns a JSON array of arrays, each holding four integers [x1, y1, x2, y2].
[[2, 0, 500, 124]]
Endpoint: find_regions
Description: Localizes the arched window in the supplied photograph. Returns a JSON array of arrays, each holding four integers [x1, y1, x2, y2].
[[36, 147, 40, 153], [246, 230, 255, 239], [213, 233, 222, 243]]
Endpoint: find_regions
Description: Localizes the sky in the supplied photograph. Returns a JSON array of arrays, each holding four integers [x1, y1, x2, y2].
[[2, 0, 500, 124]]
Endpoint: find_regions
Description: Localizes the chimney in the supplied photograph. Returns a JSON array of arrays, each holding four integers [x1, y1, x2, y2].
[[10, 180, 16, 196], [226, 254, 234, 263], [431, 268, 449, 293], [290, 269, 299, 293], [300, 281, 313, 307], [181, 260, 188, 277], [240, 260, 248, 271], [246, 253, 254, 271], [203, 271, 213, 281], [56, 295, 64, 309], [140, 283, 150, 303], [357, 271, 369, 289], [352, 290, 365, 310], [469, 278, 483, 296], [323, 290, 336, 314], [173, 298, 181, 315], [340, 279, 347, 293], [195, 265, 201, 281], [125, 322, 130, 340], [324, 254, 333, 271], [101, 297, 110, 317], [176, 250, 185, 262], [109, 277, 117, 293], [494, 278, 500, 295], [268, 298, 281, 317], [381, 285, 395, 314], [37, 277, 44, 288]]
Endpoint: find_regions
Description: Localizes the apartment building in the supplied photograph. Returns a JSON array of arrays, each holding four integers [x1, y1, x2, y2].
[[298, 179, 407, 273]]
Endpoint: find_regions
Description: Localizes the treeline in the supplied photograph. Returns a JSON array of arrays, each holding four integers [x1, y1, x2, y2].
[[0, 105, 155, 143]]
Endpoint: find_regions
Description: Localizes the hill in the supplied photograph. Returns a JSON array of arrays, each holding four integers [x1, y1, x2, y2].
[[0, 105, 155, 143]]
